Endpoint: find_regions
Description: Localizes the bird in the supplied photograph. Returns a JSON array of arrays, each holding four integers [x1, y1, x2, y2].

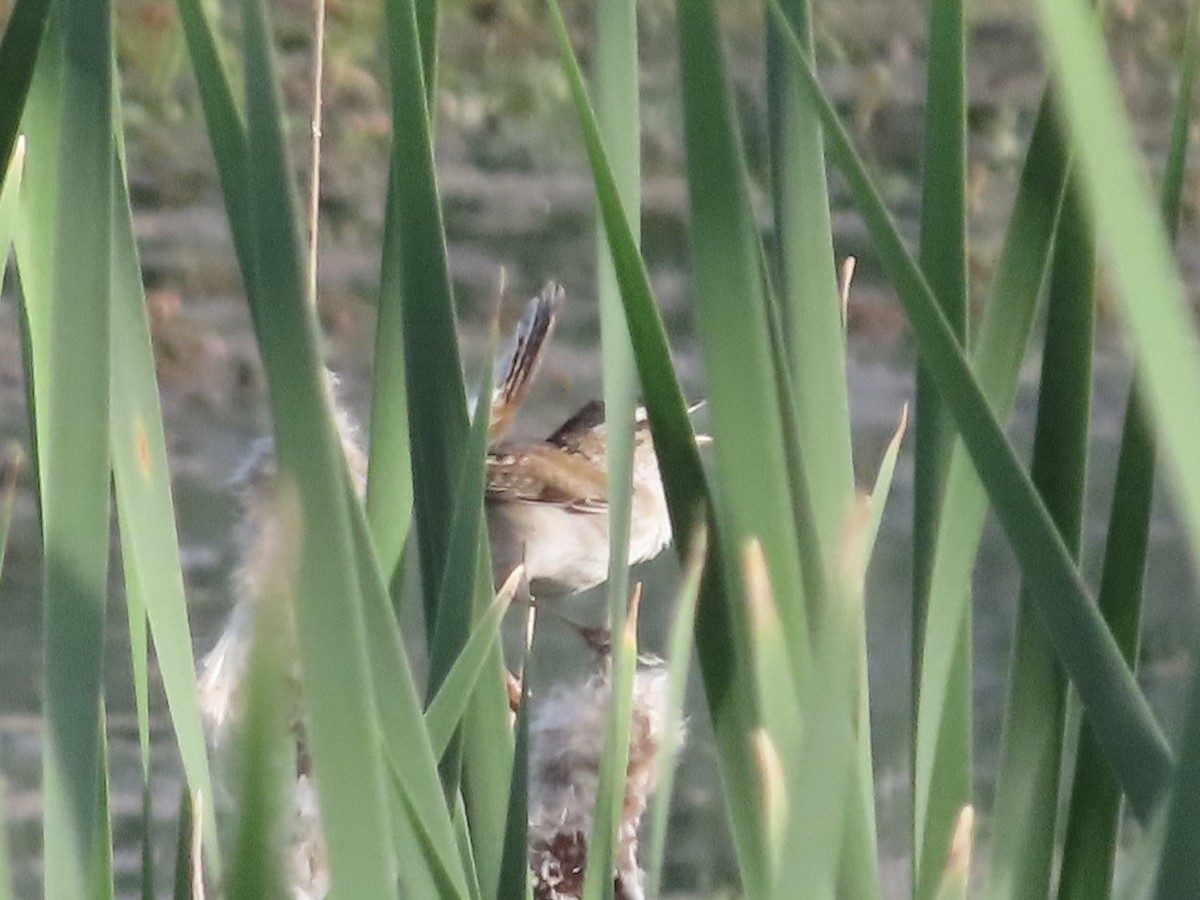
[[479, 280, 681, 601], [486, 400, 673, 599]]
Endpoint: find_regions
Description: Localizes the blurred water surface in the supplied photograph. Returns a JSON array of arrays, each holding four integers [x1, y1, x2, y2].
[[1, 0, 1199, 894]]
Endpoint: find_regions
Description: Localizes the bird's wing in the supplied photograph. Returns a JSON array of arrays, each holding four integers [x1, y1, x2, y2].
[[486, 445, 608, 511]]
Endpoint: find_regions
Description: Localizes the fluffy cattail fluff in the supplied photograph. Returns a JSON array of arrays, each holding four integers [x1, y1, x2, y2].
[[196, 373, 362, 899], [287, 774, 331, 900], [527, 662, 683, 900], [197, 376, 366, 739]]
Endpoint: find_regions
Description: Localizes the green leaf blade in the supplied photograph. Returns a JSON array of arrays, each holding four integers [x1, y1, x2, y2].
[[987, 173, 1095, 900], [238, 0, 398, 892], [768, 0, 1173, 826], [38, 0, 114, 890]]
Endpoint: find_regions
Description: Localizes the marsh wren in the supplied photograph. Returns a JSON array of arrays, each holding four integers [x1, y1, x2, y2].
[[482, 284, 684, 597], [486, 401, 675, 597]]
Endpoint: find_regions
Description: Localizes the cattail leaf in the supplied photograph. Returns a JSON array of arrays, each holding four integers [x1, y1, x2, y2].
[[643, 524, 706, 899], [497, 605, 535, 900], [585, 0, 640, 891], [0, 0, 52, 177], [911, 85, 1072, 900], [424, 567, 522, 759], [741, 539, 803, 873], [865, 404, 908, 562], [380, 0, 465, 647], [424, 328, 497, 807], [90, 714, 115, 900], [36, 0, 114, 888], [1154, 660, 1200, 898], [364, 172, 414, 589], [906, 78, 1072, 896], [594, 0, 638, 744], [426, 334, 497, 703], [775, 498, 872, 898], [376, 748, 474, 899], [238, 0, 397, 890], [581, 589, 640, 900], [1058, 3, 1200, 892], [546, 0, 768, 887], [768, 0, 1173, 822], [675, 0, 810, 694], [109, 127, 221, 872], [987, 170, 1095, 900], [0, 135, 23, 279], [346, 490, 472, 897], [225, 590, 291, 900], [766, 0, 854, 565], [910, 1, 969, 889], [1034, 0, 1200, 657], [170, 0, 254, 304], [450, 795, 485, 900]]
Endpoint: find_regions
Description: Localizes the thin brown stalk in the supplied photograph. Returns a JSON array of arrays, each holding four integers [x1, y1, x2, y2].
[[306, 0, 327, 308]]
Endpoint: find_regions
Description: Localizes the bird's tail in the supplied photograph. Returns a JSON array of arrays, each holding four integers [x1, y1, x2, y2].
[[489, 281, 563, 443]]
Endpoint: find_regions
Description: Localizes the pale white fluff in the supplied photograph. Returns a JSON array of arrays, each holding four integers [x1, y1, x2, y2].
[[197, 374, 363, 900], [527, 663, 682, 900]]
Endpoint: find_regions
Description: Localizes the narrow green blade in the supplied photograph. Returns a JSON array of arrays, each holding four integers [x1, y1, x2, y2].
[[424, 569, 521, 759], [769, 0, 1172, 821], [911, 2, 968, 891], [913, 86, 1071, 897], [413, 0, 437, 104], [381, 0, 466, 646], [742, 539, 803, 873], [0, 135, 23, 283], [865, 405, 908, 560], [12, 6, 63, 442], [1058, 3, 1200, 891], [378, 748, 472, 898], [987, 172, 1095, 900], [766, 0, 854, 560], [425, 338, 496, 803], [347, 489, 471, 898], [497, 607, 534, 900], [170, 0, 254, 301], [170, 787, 195, 900], [1035, 0, 1200, 646], [583, 0, 639, 894], [239, 0, 395, 890], [90, 712, 115, 900], [39, 0, 114, 888], [225, 595, 289, 900], [364, 169, 414, 589], [450, 794, 484, 900], [426, 343, 497, 706], [109, 133, 220, 872], [547, 0, 769, 885], [1154, 661, 1200, 897], [913, 0, 968, 617], [643, 525, 706, 899], [582, 600, 640, 900], [0, 0, 53, 175], [676, 0, 809, 693]]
